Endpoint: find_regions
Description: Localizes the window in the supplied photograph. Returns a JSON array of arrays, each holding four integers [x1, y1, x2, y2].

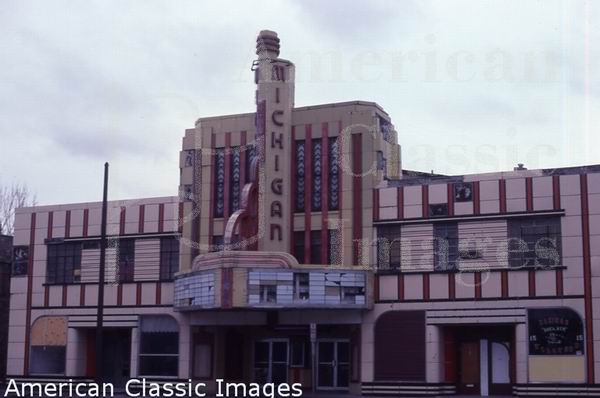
[[429, 203, 449, 217], [30, 317, 67, 375], [293, 231, 305, 264], [312, 139, 322, 211], [231, 147, 241, 211], [454, 182, 473, 202], [260, 284, 276, 303], [342, 286, 365, 304], [433, 222, 458, 271], [377, 226, 402, 270], [12, 246, 29, 276], [295, 140, 305, 212], [508, 216, 561, 268], [214, 148, 225, 217], [47, 242, 81, 284], [293, 273, 309, 301], [82, 240, 100, 250], [310, 231, 321, 264], [328, 137, 340, 211], [184, 150, 194, 167], [160, 237, 179, 280], [139, 316, 179, 377], [118, 239, 135, 282]]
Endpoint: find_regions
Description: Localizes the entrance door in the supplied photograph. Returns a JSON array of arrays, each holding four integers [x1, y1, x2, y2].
[[317, 340, 349, 390], [458, 341, 480, 395], [101, 329, 131, 386], [253, 339, 288, 384], [489, 341, 511, 395]]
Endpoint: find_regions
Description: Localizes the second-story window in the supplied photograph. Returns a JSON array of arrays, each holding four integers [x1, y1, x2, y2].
[[160, 237, 179, 281], [47, 242, 81, 284], [231, 147, 241, 211], [214, 148, 225, 218], [118, 239, 135, 282], [508, 216, 561, 268], [433, 222, 458, 271], [328, 137, 340, 211], [312, 138, 322, 211], [377, 226, 402, 270]]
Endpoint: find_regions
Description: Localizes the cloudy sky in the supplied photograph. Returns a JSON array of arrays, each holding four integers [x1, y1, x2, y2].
[[1, 0, 599, 205]]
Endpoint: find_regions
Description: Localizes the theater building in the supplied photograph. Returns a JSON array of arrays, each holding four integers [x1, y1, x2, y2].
[[6, 30, 600, 396]]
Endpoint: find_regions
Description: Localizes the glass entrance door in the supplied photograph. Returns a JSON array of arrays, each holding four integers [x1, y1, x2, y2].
[[317, 340, 349, 390], [253, 339, 288, 384]]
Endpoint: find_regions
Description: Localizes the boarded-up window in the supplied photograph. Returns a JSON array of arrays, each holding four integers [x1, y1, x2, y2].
[[374, 311, 425, 381], [30, 316, 67, 375]]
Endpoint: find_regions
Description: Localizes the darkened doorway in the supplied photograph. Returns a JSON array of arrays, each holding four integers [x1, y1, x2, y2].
[[85, 328, 131, 386]]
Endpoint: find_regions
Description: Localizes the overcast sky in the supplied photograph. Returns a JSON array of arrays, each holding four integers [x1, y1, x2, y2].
[[1, 0, 599, 205]]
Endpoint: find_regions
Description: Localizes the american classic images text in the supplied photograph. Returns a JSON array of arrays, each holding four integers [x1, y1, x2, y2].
[[4, 378, 304, 398]]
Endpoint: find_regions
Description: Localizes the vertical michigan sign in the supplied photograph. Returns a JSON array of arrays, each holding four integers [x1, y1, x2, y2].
[[254, 30, 295, 253]]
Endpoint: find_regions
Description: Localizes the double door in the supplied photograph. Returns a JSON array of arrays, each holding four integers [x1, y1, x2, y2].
[[254, 339, 288, 384], [317, 340, 349, 390]]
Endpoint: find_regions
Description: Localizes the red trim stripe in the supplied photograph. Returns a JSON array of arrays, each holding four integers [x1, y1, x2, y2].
[[501, 271, 508, 298], [580, 174, 594, 382], [138, 204, 145, 233], [117, 285, 123, 306], [398, 274, 404, 300], [47, 211, 53, 239], [422, 274, 430, 301], [397, 186, 404, 219], [422, 185, 429, 218], [158, 203, 165, 233], [82, 208, 89, 237], [23, 212, 36, 375], [526, 177, 533, 211], [528, 270, 536, 297], [119, 207, 126, 235], [80, 284, 86, 306], [499, 179, 507, 213], [448, 273, 456, 299], [45, 212, 53, 307], [61, 285, 67, 306], [65, 210, 71, 238], [321, 123, 329, 264], [474, 273, 482, 298], [473, 181, 481, 215], [136, 283, 142, 305], [304, 125, 313, 263], [553, 175, 561, 210], [553, 175, 563, 295], [351, 133, 362, 265], [155, 283, 162, 305], [373, 189, 379, 221], [447, 183, 455, 217], [223, 132, 232, 220]]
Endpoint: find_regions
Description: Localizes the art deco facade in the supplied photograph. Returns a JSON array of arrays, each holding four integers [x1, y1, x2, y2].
[[6, 31, 600, 397]]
